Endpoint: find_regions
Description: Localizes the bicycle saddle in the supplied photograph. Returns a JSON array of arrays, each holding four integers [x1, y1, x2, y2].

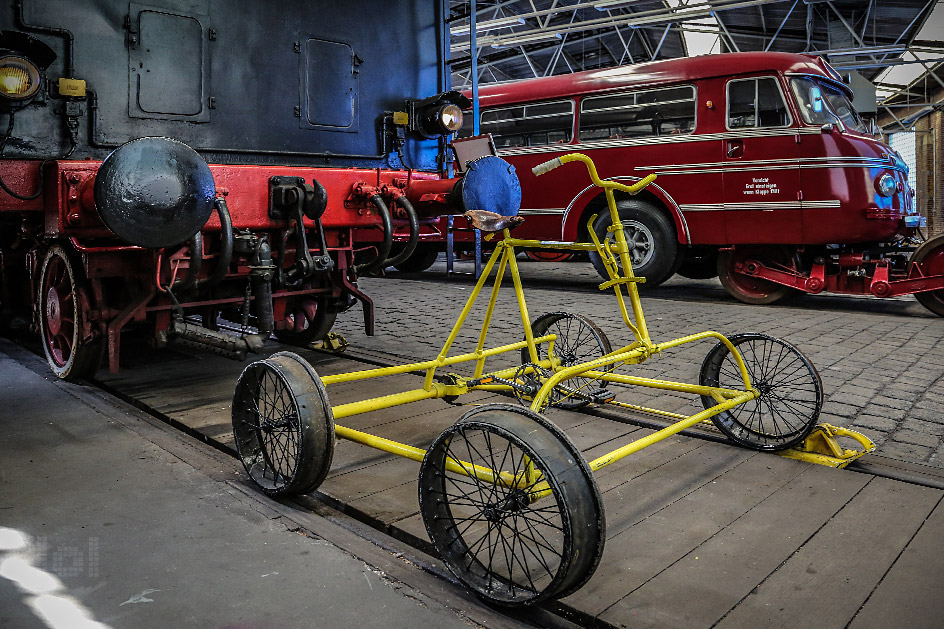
[[463, 210, 524, 233]]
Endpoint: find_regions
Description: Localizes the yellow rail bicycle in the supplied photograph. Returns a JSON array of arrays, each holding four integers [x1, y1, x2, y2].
[[230, 153, 871, 607]]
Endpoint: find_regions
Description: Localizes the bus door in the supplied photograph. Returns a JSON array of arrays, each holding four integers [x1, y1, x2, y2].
[[788, 77, 876, 244], [722, 76, 802, 243]]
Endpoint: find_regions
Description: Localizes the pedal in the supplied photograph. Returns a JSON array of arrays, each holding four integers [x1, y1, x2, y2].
[[591, 388, 616, 403]]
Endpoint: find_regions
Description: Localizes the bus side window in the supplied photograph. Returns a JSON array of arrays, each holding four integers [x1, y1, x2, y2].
[[728, 77, 791, 129], [472, 101, 573, 148], [578, 85, 696, 141]]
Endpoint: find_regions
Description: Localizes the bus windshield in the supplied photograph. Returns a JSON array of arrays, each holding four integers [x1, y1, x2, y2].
[[790, 77, 867, 133]]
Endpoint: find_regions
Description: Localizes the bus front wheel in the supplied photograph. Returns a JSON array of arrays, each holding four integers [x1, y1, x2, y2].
[[588, 200, 679, 287]]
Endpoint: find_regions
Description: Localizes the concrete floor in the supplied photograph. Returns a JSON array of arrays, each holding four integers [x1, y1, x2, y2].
[[0, 344, 535, 629]]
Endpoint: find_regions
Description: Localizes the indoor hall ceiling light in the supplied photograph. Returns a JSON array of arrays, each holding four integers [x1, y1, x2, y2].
[[593, 0, 644, 10], [451, 16, 525, 37], [488, 30, 563, 48], [810, 45, 907, 58]]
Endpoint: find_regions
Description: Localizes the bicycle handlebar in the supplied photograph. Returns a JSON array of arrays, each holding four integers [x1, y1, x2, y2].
[[532, 152, 656, 195], [532, 157, 563, 177]]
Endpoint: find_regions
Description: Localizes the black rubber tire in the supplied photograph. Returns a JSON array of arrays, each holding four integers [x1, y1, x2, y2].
[[910, 234, 944, 317], [393, 245, 439, 273], [522, 312, 613, 409], [274, 295, 337, 347], [232, 352, 335, 496], [699, 333, 821, 451], [676, 247, 719, 280], [717, 246, 799, 305], [419, 404, 605, 607], [588, 199, 678, 287], [38, 245, 104, 380]]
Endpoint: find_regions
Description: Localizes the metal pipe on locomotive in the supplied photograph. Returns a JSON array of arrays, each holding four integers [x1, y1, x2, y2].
[[0, 0, 519, 379]]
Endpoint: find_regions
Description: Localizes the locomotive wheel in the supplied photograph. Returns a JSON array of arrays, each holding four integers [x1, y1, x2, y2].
[[38, 245, 103, 380], [419, 404, 605, 606], [393, 245, 439, 273], [589, 200, 678, 288], [699, 334, 821, 451], [524, 250, 574, 263], [676, 247, 719, 280], [274, 295, 337, 347], [911, 234, 944, 317], [232, 352, 334, 496], [717, 245, 799, 305], [522, 312, 613, 409]]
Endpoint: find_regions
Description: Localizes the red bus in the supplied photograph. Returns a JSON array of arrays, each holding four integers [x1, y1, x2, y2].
[[398, 51, 944, 316]]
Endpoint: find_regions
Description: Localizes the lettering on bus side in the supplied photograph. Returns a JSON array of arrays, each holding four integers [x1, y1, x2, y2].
[[743, 178, 781, 196]]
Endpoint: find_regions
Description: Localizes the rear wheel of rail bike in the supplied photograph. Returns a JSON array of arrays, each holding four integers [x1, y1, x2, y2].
[[521, 312, 612, 409], [589, 199, 679, 287], [910, 234, 944, 317], [232, 352, 334, 496], [419, 404, 605, 606], [699, 334, 821, 451]]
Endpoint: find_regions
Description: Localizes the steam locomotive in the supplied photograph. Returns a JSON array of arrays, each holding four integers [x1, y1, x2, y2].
[[0, 0, 517, 378]]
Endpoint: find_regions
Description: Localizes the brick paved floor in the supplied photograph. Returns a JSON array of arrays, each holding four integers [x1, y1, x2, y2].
[[332, 255, 944, 468]]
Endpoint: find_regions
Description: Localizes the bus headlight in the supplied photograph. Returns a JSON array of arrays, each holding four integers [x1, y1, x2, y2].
[[875, 173, 896, 197], [0, 55, 41, 107]]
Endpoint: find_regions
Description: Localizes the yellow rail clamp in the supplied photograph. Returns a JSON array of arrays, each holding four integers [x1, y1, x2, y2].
[[778, 423, 876, 468], [317, 332, 349, 353]]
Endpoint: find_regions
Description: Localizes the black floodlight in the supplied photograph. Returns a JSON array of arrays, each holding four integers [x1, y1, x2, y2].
[[0, 30, 56, 110], [409, 91, 473, 138]]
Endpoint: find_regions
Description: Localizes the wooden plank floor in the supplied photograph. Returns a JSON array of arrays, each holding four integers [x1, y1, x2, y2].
[[98, 343, 944, 628]]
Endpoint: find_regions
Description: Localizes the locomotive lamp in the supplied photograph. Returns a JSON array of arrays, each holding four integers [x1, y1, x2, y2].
[[407, 91, 472, 138], [0, 30, 56, 110], [0, 55, 40, 104]]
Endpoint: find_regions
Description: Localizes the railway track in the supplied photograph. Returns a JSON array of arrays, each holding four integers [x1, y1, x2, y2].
[[9, 330, 944, 627]]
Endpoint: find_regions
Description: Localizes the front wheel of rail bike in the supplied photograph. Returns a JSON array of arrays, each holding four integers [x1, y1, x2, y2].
[[699, 334, 821, 451], [419, 404, 605, 606], [232, 352, 335, 496], [523, 312, 613, 409]]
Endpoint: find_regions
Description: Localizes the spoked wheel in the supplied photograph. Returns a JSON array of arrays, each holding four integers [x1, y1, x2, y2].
[[717, 245, 800, 305], [524, 250, 574, 263], [419, 404, 604, 607], [699, 333, 821, 451], [232, 352, 334, 495], [910, 234, 944, 317], [274, 294, 337, 347], [523, 312, 612, 409], [38, 245, 103, 379]]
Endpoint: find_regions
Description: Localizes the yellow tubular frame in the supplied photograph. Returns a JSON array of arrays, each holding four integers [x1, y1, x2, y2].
[[316, 152, 763, 494]]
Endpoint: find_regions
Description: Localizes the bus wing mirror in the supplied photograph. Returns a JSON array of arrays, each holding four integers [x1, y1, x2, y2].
[[820, 123, 834, 134]]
